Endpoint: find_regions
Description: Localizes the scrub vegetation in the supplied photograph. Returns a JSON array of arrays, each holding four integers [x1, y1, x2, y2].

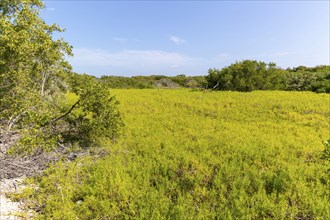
[[1, 1, 329, 219], [99, 64, 330, 93], [19, 89, 330, 219]]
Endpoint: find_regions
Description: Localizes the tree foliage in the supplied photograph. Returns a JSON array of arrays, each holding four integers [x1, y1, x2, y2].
[[286, 65, 330, 93], [0, 0, 71, 122], [206, 61, 329, 93], [206, 60, 286, 92], [65, 73, 123, 147], [0, 0, 122, 154]]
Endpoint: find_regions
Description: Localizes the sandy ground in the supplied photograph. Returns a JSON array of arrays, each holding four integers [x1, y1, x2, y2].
[[0, 125, 88, 219], [0, 178, 30, 219], [0, 128, 34, 219]]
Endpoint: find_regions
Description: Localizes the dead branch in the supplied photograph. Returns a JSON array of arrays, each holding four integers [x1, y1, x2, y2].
[[213, 81, 219, 90], [6, 162, 34, 170], [8, 111, 27, 130], [41, 100, 80, 127]]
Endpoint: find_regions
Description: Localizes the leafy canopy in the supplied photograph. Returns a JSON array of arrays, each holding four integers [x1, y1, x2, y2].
[[0, 0, 122, 154]]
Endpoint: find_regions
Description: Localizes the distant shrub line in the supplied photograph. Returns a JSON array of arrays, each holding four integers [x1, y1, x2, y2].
[[99, 61, 329, 93], [100, 74, 208, 89]]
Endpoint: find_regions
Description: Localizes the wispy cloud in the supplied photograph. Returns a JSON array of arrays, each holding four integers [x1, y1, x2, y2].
[[112, 37, 128, 43], [69, 48, 234, 76], [170, 35, 186, 45], [71, 48, 198, 68]]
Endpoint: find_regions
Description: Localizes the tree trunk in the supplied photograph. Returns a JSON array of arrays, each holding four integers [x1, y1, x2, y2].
[[41, 72, 47, 96]]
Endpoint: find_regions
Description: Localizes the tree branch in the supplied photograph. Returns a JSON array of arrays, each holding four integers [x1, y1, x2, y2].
[[213, 81, 220, 90], [41, 71, 47, 96], [8, 111, 27, 130], [42, 100, 80, 127]]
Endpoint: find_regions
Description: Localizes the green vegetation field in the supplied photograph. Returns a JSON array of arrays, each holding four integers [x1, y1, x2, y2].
[[23, 90, 329, 219]]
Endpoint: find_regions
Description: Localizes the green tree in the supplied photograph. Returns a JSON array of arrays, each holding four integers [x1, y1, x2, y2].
[[0, 0, 72, 126], [65, 73, 123, 147], [0, 1, 122, 153], [0, 0, 73, 153], [207, 60, 286, 92], [286, 66, 330, 93]]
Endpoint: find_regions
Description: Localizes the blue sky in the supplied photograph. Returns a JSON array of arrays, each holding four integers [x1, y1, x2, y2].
[[41, 1, 329, 77]]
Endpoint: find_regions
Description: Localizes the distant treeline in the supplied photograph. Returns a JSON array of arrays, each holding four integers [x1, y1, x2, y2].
[[100, 75, 207, 89], [97, 60, 329, 93]]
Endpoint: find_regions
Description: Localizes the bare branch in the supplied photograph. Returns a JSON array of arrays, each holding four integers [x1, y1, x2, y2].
[[41, 100, 80, 127], [8, 111, 27, 130], [41, 72, 47, 96], [6, 162, 34, 170], [213, 81, 219, 90]]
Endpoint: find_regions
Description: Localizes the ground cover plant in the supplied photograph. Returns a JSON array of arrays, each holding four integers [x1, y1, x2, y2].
[[19, 89, 330, 219]]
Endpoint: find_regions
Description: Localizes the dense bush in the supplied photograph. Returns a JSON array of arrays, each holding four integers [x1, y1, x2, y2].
[[286, 65, 330, 93], [206, 61, 329, 93], [207, 60, 286, 91], [65, 73, 123, 147]]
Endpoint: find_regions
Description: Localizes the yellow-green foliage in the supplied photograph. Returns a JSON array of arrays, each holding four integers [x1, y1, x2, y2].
[[24, 90, 329, 219]]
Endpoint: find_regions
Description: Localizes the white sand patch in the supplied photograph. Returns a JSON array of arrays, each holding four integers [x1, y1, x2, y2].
[[0, 178, 33, 219]]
